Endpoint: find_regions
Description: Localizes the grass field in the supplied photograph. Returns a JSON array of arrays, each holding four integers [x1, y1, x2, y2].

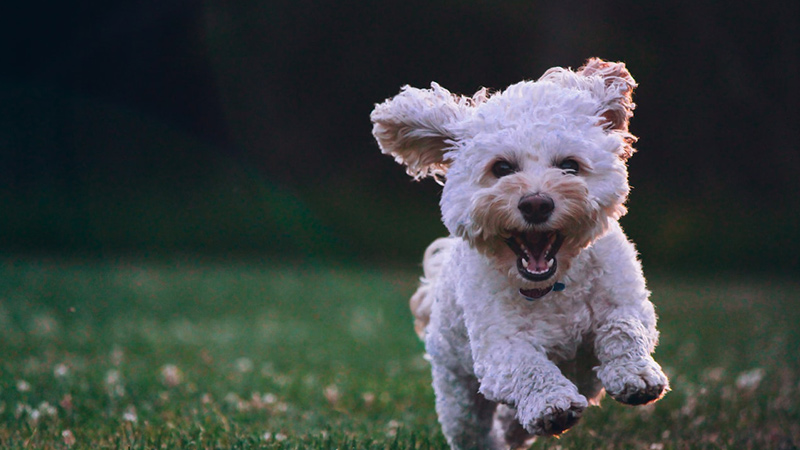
[[0, 257, 798, 449]]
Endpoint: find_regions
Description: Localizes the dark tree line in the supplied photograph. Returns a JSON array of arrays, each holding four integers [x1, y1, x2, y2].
[[1, 0, 797, 267]]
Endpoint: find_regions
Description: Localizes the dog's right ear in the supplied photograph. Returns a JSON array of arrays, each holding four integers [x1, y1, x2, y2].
[[371, 83, 473, 180]]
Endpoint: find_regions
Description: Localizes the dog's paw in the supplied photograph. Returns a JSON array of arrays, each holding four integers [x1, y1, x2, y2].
[[531, 404, 584, 436], [520, 394, 587, 436], [598, 358, 669, 405]]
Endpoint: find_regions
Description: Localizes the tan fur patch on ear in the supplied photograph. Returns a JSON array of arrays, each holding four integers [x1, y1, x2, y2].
[[371, 121, 453, 179], [579, 58, 638, 160], [371, 83, 478, 179]]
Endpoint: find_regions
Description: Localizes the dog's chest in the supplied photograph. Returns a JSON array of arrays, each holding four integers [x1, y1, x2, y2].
[[509, 293, 595, 362], [451, 246, 598, 362], [457, 288, 597, 366]]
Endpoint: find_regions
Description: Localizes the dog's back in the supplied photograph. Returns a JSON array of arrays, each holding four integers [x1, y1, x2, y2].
[[409, 237, 456, 339]]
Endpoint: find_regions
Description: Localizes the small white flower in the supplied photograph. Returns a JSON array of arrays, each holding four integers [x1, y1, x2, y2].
[[38, 401, 57, 417], [54, 363, 70, 378], [62, 429, 76, 446], [105, 370, 125, 397], [736, 368, 765, 391], [324, 385, 340, 404], [160, 364, 183, 387], [122, 406, 138, 423], [105, 370, 121, 386], [235, 358, 254, 373], [15, 403, 31, 418], [262, 393, 277, 404], [16, 380, 31, 392], [362, 392, 376, 407]]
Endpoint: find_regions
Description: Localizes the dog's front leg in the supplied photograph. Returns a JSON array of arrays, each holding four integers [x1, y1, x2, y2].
[[475, 349, 588, 437], [594, 315, 669, 405], [430, 363, 501, 450]]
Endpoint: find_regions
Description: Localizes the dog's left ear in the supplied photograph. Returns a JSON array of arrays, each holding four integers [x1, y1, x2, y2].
[[577, 58, 638, 159], [371, 83, 474, 180]]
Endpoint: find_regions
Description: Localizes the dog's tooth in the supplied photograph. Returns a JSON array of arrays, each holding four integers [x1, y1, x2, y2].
[[521, 258, 529, 268], [547, 259, 554, 268]]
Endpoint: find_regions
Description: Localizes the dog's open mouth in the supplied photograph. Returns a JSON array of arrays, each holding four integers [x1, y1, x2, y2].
[[505, 230, 564, 282]]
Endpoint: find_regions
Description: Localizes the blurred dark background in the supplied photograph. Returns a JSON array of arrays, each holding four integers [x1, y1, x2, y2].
[[1, 0, 798, 271]]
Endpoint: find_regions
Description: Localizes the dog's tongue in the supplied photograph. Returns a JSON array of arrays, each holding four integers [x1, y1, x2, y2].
[[526, 235, 551, 272], [529, 251, 550, 273]]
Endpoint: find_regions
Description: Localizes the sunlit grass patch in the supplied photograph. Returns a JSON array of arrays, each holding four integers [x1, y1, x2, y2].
[[0, 258, 797, 449]]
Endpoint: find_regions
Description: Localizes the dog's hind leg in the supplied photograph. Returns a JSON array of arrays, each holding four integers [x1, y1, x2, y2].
[[431, 365, 500, 450], [492, 404, 535, 450]]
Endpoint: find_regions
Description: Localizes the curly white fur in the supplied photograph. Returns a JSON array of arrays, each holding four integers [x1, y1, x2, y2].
[[372, 58, 668, 450]]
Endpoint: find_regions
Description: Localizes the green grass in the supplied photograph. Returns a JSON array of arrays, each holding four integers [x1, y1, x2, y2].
[[0, 258, 798, 449]]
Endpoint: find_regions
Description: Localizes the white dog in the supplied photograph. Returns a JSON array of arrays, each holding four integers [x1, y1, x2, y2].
[[371, 58, 669, 449]]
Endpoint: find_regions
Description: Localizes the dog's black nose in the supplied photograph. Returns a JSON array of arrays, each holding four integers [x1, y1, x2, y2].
[[518, 194, 554, 224]]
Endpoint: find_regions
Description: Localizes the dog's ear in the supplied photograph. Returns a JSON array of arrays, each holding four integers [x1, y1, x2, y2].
[[577, 58, 636, 134], [541, 58, 638, 159], [577, 58, 638, 159], [371, 83, 473, 180]]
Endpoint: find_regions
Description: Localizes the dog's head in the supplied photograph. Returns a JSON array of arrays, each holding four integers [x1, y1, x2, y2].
[[372, 58, 638, 297]]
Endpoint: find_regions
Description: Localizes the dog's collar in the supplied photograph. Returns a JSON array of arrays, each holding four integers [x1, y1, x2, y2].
[[520, 282, 565, 301]]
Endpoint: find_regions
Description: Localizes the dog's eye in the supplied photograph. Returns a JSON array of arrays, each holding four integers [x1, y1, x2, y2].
[[557, 159, 580, 174], [491, 160, 517, 178]]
